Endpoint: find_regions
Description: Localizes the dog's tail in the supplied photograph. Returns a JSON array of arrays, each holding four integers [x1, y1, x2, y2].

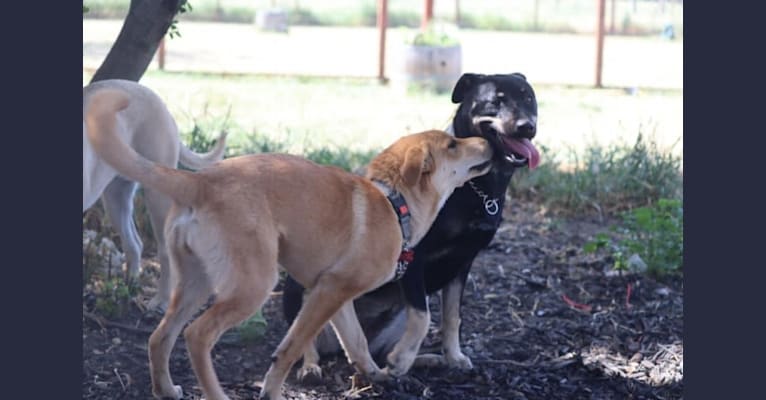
[[85, 88, 201, 206], [178, 130, 229, 170]]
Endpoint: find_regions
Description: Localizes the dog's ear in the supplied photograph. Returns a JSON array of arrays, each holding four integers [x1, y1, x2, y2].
[[400, 145, 432, 187], [451, 73, 483, 104], [510, 72, 527, 81]]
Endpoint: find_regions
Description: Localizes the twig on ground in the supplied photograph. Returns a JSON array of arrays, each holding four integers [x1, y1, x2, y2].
[[561, 294, 593, 313], [83, 311, 155, 335], [475, 355, 540, 367], [511, 272, 548, 289], [113, 368, 127, 391]]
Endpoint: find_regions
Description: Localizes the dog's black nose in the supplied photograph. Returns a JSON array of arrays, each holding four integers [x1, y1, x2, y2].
[[516, 120, 536, 138]]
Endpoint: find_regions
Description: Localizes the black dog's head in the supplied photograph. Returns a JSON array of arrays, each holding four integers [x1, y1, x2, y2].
[[451, 73, 540, 170]]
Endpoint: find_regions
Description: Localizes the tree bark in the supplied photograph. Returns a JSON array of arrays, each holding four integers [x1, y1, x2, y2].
[[90, 0, 185, 83]]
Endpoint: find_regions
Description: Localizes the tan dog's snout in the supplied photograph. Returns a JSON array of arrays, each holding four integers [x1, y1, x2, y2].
[[461, 136, 493, 160], [455, 136, 493, 178]]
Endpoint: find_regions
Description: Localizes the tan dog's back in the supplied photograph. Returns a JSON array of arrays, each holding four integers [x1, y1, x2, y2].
[[179, 153, 401, 289]]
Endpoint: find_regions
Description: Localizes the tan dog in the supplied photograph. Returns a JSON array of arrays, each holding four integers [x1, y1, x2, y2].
[[84, 88, 493, 400], [83, 79, 227, 310]]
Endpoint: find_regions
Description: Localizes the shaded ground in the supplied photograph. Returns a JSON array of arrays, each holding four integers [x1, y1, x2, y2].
[[82, 200, 683, 399]]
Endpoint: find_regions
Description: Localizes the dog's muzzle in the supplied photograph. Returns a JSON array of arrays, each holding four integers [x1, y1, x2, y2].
[[472, 116, 540, 169]]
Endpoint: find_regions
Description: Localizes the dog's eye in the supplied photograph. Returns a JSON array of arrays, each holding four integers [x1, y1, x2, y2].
[[447, 139, 457, 149], [527, 97, 533, 103], [496, 92, 505, 98]]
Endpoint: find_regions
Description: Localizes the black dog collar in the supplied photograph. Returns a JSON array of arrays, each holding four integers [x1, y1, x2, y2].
[[382, 188, 414, 281]]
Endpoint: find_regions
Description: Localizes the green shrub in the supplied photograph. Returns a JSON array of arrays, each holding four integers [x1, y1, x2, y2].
[[305, 146, 378, 173], [230, 131, 289, 155], [289, 7, 322, 26], [458, 13, 515, 31], [237, 312, 268, 343], [180, 123, 225, 161], [183, 124, 377, 173], [584, 198, 683, 276], [510, 133, 682, 216], [94, 277, 140, 318]]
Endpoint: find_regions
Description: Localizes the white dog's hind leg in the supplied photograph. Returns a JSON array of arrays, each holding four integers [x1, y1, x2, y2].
[[143, 188, 175, 311], [101, 177, 142, 280]]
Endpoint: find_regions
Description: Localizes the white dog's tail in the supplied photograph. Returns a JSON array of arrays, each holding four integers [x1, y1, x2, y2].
[[85, 88, 201, 207], [178, 130, 229, 170]]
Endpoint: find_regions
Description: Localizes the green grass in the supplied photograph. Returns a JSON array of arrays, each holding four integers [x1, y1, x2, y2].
[[84, 69, 682, 208], [84, 70, 682, 161], [510, 133, 682, 217]]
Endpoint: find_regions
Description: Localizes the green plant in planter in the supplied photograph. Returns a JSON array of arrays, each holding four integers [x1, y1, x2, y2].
[[406, 23, 460, 47], [409, 29, 459, 47], [401, 23, 463, 94]]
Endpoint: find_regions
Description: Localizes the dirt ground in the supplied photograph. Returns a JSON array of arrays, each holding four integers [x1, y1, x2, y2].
[[82, 200, 683, 400]]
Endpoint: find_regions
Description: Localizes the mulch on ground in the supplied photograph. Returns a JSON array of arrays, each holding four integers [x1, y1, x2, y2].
[[83, 200, 683, 400]]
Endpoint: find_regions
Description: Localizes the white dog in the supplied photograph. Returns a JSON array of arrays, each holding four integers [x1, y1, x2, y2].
[[83, 79, 227, 310]]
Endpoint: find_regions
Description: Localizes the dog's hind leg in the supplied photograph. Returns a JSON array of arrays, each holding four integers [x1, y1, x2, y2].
[[142, 188, 174, 311], [260, 271, 386, 400], [184, 246, 280, 400], [383, 270, 431, 377], [329, 301, 387, 379], [282, 277, 325, 382], [101, 177, 142, 281], [148, 245, 213, 400]]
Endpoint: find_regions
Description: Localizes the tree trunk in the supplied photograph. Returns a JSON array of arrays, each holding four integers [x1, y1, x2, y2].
[[90, 0, 185, 83]]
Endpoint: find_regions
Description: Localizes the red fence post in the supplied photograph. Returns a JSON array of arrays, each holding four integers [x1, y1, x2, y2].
[[377, 0, 388, 83], [595, 0, 605, 88], [422, 0, 434, 29]]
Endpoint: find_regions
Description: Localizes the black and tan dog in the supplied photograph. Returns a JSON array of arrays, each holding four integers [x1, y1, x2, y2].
[[84, 87, 495, 400], [283, 72, 540, 379]]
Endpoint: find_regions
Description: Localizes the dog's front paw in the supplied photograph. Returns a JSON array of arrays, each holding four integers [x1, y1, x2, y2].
[[296, 363, 323, 383], [445, 351, 474, 371], [153, 384, 182, 399], [366, 366, 391, 382], [384, 351, 416, 377]]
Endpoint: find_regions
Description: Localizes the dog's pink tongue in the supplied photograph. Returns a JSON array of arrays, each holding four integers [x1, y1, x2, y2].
[[502, 137, 541, 169]]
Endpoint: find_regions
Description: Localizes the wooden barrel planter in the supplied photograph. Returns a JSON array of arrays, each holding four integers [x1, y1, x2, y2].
[[254, 8, 289, 33], [399, 44, 462, 93]]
